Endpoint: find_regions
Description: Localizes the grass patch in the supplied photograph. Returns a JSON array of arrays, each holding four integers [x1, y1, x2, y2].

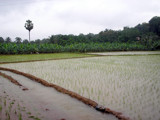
[[0, 53, 95, 63]]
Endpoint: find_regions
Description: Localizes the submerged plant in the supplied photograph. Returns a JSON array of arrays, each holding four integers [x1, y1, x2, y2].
[[19, 113, 22, 120], [0, 104, 2, 112], [4, 99, 6, 106]]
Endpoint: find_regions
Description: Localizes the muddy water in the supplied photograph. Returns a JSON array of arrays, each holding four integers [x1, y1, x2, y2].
[[0, 70, 117, 120]]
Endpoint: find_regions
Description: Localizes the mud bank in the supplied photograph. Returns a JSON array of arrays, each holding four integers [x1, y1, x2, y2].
[[0, 67, 130, 120], [0, 72, 28, 91]]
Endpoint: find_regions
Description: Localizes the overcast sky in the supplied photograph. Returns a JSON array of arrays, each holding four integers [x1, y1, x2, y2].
[[0, 0, 160, 41]]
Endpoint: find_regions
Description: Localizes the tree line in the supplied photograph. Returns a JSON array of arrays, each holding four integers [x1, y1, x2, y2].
[[0, 16, 160, 54]]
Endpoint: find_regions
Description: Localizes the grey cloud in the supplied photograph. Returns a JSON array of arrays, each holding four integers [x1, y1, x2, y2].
[[0, 0, 160, 40]]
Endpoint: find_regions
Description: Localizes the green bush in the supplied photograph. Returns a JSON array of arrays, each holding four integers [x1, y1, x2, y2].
[[0, 42, 156, 55]]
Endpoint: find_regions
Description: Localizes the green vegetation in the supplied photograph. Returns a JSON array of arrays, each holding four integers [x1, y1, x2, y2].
[[0, 53, 94, 63], [27, 112, 31, 115], [0, 16, 160, 54], [19, 113, 22, 120], [0, 42, 153, 55], [29, 116, 41, 120], [0, 104, 2, 112], [4, 99, 6, 106]]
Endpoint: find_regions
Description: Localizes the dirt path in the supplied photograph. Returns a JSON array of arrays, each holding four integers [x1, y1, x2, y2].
[[0, 70, 118, 120]]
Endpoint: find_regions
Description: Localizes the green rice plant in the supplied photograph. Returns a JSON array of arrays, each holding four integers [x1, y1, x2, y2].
[[18, 103, 21, 111], [4, 99, 6, 106], [27, 112, 31, 115], [11, 101, 14, 105], [29, 116, 41, 120], [5, 110, 10, 120], [5, 110, 7, 116], [19, 113, 22, 120], [0, 104, 2, 112], [21, 107, 25, 112], [7, 113, 10, 120], [8, 103, 12, 112], [34, 117, 41, 120], [15, 110, 17, 115]]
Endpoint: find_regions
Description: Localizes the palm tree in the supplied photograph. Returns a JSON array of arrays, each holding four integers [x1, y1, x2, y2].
[[24, 20, 33, 42]]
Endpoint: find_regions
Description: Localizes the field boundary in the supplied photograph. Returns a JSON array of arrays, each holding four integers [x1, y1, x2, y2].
[[0, 72, 29, 91], [0, 72, 22, 87], [0, 67, 130, 120]]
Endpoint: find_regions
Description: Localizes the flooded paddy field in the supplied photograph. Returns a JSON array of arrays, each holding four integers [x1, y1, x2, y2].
[[1, 51, 160, 120], [0, 70, 117, 120]]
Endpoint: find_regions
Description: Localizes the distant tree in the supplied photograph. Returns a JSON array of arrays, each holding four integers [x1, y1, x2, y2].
[[5, 37, 12, 43], [35, 39, 41, 44], [86, 33, 95, 43], [67, 34, 74, 43], [41, 38, 49, 43], [135, 23, 150, 34], [24, 20, 34, 42], [0, 37, 4, 43], [30, 41, 35, 44], [99, 29, 118, 42], [118, 27, 140, 42], [15, 37, 22, 44], [23, 39, 29, 44], [78, 33, 87, 43], [140, 33, 159, 49], [49, 35, 57, 44], [149, 16, 160, 36]]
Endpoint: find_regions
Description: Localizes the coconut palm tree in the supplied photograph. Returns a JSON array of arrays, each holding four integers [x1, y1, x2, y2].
[[24, 20, 33, 42]]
